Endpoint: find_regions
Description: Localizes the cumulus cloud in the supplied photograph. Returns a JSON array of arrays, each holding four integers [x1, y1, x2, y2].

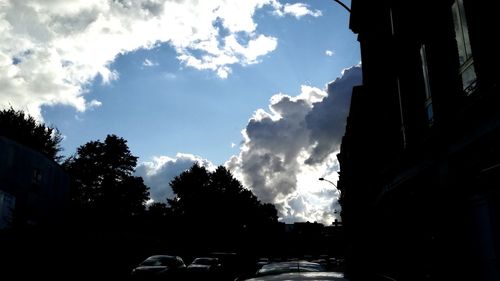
[[305, 65, 362, 165], [135, 153, 215, 203], [274, 3, 322, 18], [0, 0, 317, 119], [325, 50, 334, 57], [227, 65, 362, 224]]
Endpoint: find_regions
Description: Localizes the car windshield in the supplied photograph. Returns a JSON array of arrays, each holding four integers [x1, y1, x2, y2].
[[193, 258, 216, 265], [141, 256, 176, 267]]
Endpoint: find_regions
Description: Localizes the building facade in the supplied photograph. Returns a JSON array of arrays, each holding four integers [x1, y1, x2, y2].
[[338, 1, 499, 280], [0, 137, 69, 228]]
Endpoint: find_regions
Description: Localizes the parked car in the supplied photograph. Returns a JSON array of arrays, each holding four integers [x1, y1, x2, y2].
[[256, 257, 270, 269], [187, 257, 221, 272], [130, 255, 186, 280], [209, 252, 243, 278], [243, 271, 348, 280], [256, 260, 326, 276], [239, 261, 347, 281]]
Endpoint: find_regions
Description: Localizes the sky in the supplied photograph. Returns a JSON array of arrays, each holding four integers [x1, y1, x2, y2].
[[0, 0, 361, 224]]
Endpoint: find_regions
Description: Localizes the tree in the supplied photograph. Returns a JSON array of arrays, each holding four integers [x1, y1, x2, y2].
[[167, 163, 278, 247], [0, 107, 63, 161], [64, 134, 150, 224], [147, 202, 170, 218]]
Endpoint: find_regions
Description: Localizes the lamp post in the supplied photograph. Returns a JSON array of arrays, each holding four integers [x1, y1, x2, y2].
[[333, 0, 351, 13], [318, 177, 337, 188], [319, 177, 340, 215]]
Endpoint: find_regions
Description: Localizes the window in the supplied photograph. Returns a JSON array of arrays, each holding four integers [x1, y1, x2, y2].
[[32, 168, 42, 185], [389, 8, 396, 35], [0, 190, 16, 229], [396, 77, 407, 148], [420, 44, 434, 126], [452, 0, 477, 95]]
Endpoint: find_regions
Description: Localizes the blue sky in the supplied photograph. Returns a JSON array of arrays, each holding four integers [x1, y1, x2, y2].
[[1, 0, 360, 223]]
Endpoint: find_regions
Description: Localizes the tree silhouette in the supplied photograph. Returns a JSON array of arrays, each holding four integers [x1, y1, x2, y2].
[[167, 163, 278, 247], [147, 202, 170, 218], [64, 134, 150, 224], [0, 107, 63, 162]]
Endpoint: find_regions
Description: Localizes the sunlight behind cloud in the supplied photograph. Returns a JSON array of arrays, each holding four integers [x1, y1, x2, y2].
[[227, 66, 362, 224]]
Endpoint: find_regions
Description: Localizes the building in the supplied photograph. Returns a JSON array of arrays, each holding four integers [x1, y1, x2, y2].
[[337, 1, 499, 280], [0, 137, 69, 228]]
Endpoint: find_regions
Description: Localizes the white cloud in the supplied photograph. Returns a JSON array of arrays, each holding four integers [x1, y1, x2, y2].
[[226, 65, 362, 224], [135, 153, 215, 203], [142, 58, 158, 67], [325, 50, 334, 57], [274, 3, 322, 19], [0, 0, 313, 119], [87, 99, 102, 109]]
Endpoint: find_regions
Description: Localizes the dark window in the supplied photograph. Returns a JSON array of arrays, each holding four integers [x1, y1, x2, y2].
[[452, 0, 477, 95], [32, 168, 42, 185], [389, 8, 396, 35], [420, 44, 434, 126], [0, 190, 16, 229]]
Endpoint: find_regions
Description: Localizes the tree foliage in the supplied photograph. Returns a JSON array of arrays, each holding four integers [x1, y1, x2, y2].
[[64, 134, 150, 223], [0, 107, 63, 161], [168, 164, 278, 234]]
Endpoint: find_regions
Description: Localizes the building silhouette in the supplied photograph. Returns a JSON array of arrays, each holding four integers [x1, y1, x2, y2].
[[337, 1, 499, 280], [0, 137, 69, 228]]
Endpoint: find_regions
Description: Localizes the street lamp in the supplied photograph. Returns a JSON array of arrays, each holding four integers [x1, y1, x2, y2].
[[319, 177, 342, 217], [318, 177, 337, 188], [333, 0, 351, 13]]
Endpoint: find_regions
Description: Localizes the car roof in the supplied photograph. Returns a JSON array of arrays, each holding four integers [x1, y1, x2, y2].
[[245, 271, 348, 281], [149, 255, 179, 258], [257, 261, 326, 277], [148, 255, 176, 258], [142, 255, 183, 262]]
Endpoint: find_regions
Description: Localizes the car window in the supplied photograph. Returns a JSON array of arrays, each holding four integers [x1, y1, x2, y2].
[[141, 256, 176, 267], [141, 257, 163, 266], [194, 258, 216, 265]]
